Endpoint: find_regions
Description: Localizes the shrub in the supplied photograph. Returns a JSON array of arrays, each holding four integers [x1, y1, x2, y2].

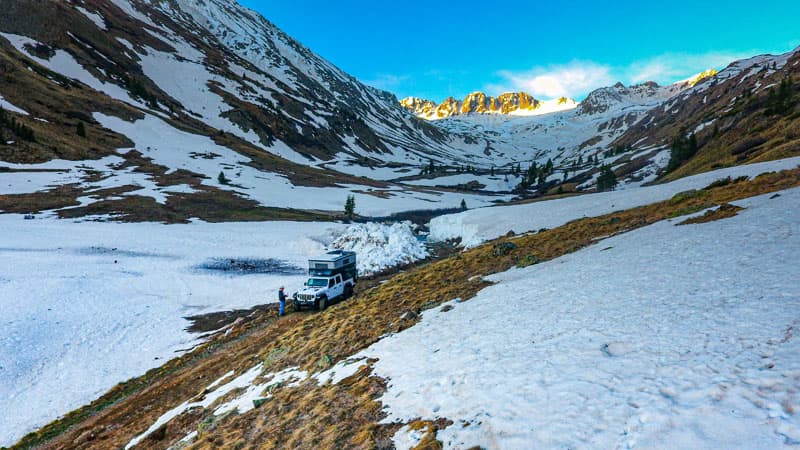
[[217, 171, 229, 184]]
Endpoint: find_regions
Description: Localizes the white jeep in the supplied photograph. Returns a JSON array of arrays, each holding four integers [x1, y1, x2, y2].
[[293, 273, 354, 311]]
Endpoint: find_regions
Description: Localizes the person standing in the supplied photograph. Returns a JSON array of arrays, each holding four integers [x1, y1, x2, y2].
[[278, 286, 286, 317]]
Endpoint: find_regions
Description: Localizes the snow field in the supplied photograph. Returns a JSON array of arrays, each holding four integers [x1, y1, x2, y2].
[[0, 218, 434, 445], [430, 156, 800, 247], [346, 187, 800, 449], [0, 219, 341, 446]]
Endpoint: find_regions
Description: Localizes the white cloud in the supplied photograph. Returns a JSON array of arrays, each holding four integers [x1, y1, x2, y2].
[[362, 73, 409, 91], [626, 52, 752, 84], [489, 52, 753, 100], [492, 61, 614, 99]]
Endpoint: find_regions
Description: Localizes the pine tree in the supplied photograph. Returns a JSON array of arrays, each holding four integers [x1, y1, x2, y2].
[[765, 76, 795, 116], [596, 165, 618, 192], [218, 171, 229, 184], [490, 166, 495, 176], [76, 121, 86, 138], [666, 130, 698, 172], [344, 195, 356, 220], [460, 198, 467, 210]]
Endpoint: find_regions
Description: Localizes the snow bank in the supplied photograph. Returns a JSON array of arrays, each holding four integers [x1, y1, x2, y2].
[[359, 186, 800, 449], [430, 156, 800, 247], [330, 222, 428, 276]]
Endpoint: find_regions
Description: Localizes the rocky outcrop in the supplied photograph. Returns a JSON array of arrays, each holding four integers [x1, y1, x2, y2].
[[401, 91, 556, 119]]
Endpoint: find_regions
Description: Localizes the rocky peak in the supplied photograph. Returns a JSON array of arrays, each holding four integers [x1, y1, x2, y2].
[[401, 91, 563, 119], [577, 80, 683, 116]]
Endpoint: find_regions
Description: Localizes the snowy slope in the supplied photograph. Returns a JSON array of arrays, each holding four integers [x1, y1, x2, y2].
[[340, 186, 800, 449], [430, 156, 800, 247], [0, 0, 528, 212]]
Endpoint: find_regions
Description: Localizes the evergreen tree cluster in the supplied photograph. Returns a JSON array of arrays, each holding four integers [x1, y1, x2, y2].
[[666, 131, 698, 173], [420, 160, 483, 176], [0, 107, 36, 143], [596, 165, 618, 192], [124, 76, 158, 108], [765, 76, 795, 116], [344, 195, 356, 220], [603, 144, 632, 158], [516, 158, 555, 190]]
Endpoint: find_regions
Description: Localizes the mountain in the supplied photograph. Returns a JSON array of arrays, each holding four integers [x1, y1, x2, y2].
[[576, 81, 686, 115], [0, 0, 797, 220], [612, 48, 800, 180], [0, 0, 520, 219], [400, 91, 577, 119]]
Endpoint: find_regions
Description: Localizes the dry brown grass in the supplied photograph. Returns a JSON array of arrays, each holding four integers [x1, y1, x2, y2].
[[16, 168, 800, 450], [677, 203, 744, 225]]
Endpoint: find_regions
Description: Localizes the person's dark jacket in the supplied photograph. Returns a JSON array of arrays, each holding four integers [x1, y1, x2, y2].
[[278, 289, 286, 302]]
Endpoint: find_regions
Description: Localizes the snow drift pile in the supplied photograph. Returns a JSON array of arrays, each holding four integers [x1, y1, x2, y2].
[[330, 222, 428, 276]]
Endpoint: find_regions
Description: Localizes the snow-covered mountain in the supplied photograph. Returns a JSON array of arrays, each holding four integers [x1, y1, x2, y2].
[[0, 0, 518, 217], [0, 0, 798, 219]]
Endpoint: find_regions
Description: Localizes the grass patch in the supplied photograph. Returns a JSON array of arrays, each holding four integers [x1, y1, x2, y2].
[[678, 203, 744, 225]]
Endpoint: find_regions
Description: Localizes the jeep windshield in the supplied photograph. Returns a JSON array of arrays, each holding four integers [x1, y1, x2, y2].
[[306, 278, 328, 287]]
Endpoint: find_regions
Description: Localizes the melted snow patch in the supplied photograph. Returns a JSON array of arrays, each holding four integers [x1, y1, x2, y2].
[[125, 364, 264, 449], [0, 93, 29, 116], [314, 357, 368, 385], [330, 222, 428, 276], [213, 367, 307, 416], [75, 6, 107, 30]]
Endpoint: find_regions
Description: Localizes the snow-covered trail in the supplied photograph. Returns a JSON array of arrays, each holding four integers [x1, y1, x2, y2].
[[357, 187, 800, 449], [430, 156, 800, 247], [0, 219, 341, 446]]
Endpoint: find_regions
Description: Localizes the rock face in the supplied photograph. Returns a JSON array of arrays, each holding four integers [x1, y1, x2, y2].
[[400, 91, 572, 119]]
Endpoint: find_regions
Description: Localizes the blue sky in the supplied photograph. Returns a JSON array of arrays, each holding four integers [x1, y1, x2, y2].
[[240, 0, 800, 101]]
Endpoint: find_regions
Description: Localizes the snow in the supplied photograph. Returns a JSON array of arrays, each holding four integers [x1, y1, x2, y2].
[[342, 186, 800, 449], [212, 367, 307, 416], [314, 357, 367, 385], [75, 5, 107, 30], [0, 218, 343, 446], [430, 156, 800, 247], [0, 93, 29, 116], [0, 155, 197, 205], [330, 222, 428, 276], [124, 364, 265, 449], [92, 112, 503, 216], [0, 33, 144, 107], [124, 362, 308, 449]]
